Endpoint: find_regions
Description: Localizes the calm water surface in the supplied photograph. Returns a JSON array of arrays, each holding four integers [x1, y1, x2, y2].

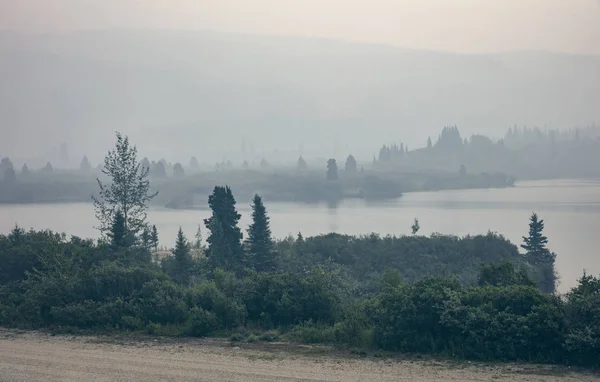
[[1, 179, 599, 292]]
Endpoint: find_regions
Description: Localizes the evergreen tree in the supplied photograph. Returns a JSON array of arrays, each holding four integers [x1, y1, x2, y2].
[[21, 164, 30, 176], [150, 224, 159, 252], [296, 156, 308, 171], [0, 157, 13, 173], [151, 160, 168, 178], [173, 163, 185, 177], [42, 162, 53, 173], [260, 159, 269, 169], [427, 137, 433, 149], [107, 210, 133, 250], [245, 194, 276, 272], [345, 154, 358, 174], [521, 213, 557, 293], [521, 212, 549, 260], [189, 156, 200, 169], [141, 157, 151, 172], [141, 226, 151, 250], [3, 166, 16, 182], [204, 186, 243, 272], [326, 159, 338, 180], [192, 224, 205, 254], [172, 227, 193, 282], [411, 218, 420, 235], [80, 156, 92, 171], [93, 132, 157, 239]]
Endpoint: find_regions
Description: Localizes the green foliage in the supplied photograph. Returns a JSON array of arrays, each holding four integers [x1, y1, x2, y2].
[[204, 186, 244, 273], [411, 218, 420, 235], [150, 225, 159, 251], [326, 159, 338, 181], [521, 213, 550, 261], [93, 132, 157, 238], [108, 210, 134, 250], [184, 307, 218, 337], [245, 194, 276, 272], [1, 228, 598, 367], [477, 261, 536, 288], [344, 155, 357, 174], [167, 227, 193, 284]]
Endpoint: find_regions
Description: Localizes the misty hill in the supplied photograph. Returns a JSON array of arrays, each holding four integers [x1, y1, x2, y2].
[[1, 30, 599, 163]]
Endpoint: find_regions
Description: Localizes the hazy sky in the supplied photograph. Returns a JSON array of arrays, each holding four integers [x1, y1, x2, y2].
[[2, 0, 600, 54]]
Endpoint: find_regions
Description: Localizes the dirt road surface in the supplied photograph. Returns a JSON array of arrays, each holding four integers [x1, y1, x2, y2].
[[0, 329, 597, 382]]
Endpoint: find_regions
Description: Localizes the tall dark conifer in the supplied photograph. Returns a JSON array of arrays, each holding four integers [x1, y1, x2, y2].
[[204, 186, 243, 272], [246, 194, 276, 272]]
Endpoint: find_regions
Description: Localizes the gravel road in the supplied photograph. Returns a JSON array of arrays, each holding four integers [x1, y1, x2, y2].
[[0, 329, 597, 382]]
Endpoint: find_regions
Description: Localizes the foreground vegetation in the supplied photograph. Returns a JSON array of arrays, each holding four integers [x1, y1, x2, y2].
[[0, 227, 598, 367], [1, 132, 597, 368]]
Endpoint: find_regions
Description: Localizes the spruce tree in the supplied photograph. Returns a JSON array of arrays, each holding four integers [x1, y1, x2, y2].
[[521, 212, 556, 293], [108, 210, 133, 250], [204, 186, 243, 272], [172, 227, 192, 282], [521, 212, 549, 260], [173, 163, 185, 177], [296, 156, 308, 171], [141, 226, 151, 250], [246, 194, 276, 272], [345, 155, 358, 174], [150, 225, 159, 252], [189, 156, 200, 169], [326, 159, 338, 180], [80, 155, 92, 171]]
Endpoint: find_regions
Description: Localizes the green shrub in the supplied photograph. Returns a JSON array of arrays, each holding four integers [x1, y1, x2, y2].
[[259, 330, 280, 342], [288, 321, 335, 344], [184, 307, 217, 337]]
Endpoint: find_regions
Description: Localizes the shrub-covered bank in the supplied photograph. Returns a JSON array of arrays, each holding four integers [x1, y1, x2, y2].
[[0, 227, 598, 367]]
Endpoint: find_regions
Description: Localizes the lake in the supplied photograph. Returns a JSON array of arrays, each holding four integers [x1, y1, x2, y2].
[[1, 179, 599, 292]]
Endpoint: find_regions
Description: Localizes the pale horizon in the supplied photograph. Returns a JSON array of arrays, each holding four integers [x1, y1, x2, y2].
[[2, 0, 600, 54]]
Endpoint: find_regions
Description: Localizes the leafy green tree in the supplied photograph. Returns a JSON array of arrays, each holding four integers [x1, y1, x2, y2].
[[150, 225, 159, 251], [477, 260, 535, 287], [326, 159, 338, 180], [345, 155, 357, 174], [411, 218, 420, 235], [80, 156, 92, 171], [204, 186, 243, 271], [93, 132, 157, 239], [246, 194, 276, 272]]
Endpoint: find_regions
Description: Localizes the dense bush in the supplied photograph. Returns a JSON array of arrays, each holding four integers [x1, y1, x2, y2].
[[0, 229, 598, 367]]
